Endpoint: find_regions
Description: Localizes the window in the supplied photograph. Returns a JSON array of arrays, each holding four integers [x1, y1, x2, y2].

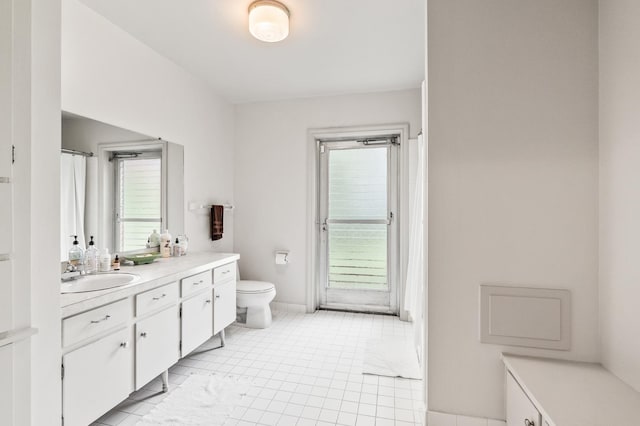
[[114, 152, 162, 252]]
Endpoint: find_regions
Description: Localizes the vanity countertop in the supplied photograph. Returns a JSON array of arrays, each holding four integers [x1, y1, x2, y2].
[[60, 251, 239, 318]]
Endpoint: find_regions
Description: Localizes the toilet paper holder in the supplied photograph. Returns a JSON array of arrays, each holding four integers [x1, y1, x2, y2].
[[275, 250, 289, 265]]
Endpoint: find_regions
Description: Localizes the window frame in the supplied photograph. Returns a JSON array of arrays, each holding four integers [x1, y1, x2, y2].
[[97, 140, 168, 255], [113, 151, 164, 253]]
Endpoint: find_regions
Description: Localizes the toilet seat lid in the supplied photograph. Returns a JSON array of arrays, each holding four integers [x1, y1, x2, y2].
[[237, 280, 275, 294]]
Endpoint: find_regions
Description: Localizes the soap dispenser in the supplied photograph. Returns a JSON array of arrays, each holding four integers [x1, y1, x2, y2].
[[85, 236, 99, 274], [68, 235, 84, 268]]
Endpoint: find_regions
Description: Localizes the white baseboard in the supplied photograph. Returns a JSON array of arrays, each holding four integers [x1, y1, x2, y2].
[[270, 301, 307, 313], [428, 411, 506, 426]]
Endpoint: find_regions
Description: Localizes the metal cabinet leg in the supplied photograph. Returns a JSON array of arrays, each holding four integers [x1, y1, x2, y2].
[[220, 329, 226, 347], [161, 369, 169, 393]]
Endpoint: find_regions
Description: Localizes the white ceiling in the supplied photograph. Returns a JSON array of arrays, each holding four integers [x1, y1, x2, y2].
[[80, 0, 425, 104]]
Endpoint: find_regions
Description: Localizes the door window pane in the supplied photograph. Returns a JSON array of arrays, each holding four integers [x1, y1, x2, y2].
[[328, 148, 387, 220], [328, 223, 388, 290]]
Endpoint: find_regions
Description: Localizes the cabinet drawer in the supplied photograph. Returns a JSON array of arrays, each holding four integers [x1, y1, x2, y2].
[[62, 299, 130, 347], [181, 270, 212, 297], [136, 282, 179, 317], [507, 372, 540, 426], [213, 262, 236, 284]]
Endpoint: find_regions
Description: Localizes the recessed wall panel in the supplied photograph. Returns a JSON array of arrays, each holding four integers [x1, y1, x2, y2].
[[480, 285, 571, 350]]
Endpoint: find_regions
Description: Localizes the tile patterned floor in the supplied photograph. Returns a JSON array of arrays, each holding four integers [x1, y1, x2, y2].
[[92, 310, 425, 426]]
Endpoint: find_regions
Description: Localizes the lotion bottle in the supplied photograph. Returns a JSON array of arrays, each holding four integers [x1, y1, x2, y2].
[[99, 248, 111, 272]]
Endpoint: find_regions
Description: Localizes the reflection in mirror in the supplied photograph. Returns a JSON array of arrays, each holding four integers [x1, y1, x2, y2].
[[61, 112, 184, 261]]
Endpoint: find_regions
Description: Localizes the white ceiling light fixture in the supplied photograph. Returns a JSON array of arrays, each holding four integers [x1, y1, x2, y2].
[[248, 0, 290, 43]]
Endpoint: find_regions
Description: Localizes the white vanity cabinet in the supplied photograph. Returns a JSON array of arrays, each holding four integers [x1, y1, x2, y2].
[[62, 327, 133, 426], [60, 253, 240, 426], [506, 372, 540, 426], [503, 354, 640, 426], [181, 289, 213, 356]]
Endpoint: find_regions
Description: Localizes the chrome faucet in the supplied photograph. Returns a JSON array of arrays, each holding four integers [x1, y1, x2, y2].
[[61, 262, 82, 281]]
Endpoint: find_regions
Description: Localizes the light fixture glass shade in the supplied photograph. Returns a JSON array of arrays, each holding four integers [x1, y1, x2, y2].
[[248, 0, 289, 43]]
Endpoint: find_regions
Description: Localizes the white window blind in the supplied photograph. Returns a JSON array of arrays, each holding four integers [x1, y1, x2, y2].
[[116, 155, 162, 252]]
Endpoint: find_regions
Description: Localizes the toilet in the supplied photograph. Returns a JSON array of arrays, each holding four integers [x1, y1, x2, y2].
[[236, 280, 276, 328]]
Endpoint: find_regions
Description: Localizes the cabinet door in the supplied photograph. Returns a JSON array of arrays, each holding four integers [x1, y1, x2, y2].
[[63, 327, 133, 426], [136, 305, 180, 390], [181, 291, 213, 356], [213, 281, 236, 334], [0, 345, 13, 426], [507, 372, 541, 426]]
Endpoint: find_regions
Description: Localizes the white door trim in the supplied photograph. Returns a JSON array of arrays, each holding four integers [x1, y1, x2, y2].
[[306, 123, 410, 313]]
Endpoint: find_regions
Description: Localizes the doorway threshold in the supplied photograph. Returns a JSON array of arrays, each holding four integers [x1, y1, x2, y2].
[[319, 303, 396, 316]]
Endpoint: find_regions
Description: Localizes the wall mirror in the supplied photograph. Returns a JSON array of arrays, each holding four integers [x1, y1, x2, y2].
[[61, 112, 184, 260]]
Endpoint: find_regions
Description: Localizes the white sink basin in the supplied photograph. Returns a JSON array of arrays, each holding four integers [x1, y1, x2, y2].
[[61, 273, 140, 293]]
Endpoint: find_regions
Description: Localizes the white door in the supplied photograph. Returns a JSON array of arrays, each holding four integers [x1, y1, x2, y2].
[[181, 291, 213, 356], [136, 305, 180, 390], [319, 138, 399, 313]]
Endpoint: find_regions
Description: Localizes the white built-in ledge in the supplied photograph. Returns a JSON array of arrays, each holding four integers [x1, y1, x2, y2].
[[0, 327, 38, 348], [503, 354, 640, 426]]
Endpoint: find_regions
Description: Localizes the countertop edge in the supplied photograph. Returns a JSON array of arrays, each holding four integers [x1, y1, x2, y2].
[[60, 252, 239, 318]]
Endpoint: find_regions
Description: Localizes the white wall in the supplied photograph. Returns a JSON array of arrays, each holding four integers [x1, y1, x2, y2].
[[26, 0, 63, 424], [234, 90, 421, 307], [427, 0, 599, 419], [62, 115, 148, 153], [61, 0, 236, 253], [599, 0, 640, 393]]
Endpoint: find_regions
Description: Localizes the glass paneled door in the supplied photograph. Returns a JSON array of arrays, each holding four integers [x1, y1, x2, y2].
[[319, 139, 398, 313]]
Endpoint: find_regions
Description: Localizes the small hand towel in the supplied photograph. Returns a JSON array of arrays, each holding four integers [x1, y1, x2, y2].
[[210, 205, 224, 241]]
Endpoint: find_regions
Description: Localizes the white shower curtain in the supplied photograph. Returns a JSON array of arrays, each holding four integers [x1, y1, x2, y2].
[[60, 153, 87, 261], [404, 134, 425, 359]]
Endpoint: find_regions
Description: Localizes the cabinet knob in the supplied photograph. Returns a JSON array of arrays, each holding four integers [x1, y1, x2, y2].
[[120, 341, 129, 348], [140, 332, 147, 338], [152, 294, 167, 301], [215, 294, 221, 299], [195, 280, 203, 285], [524, 420, 535, 426], [205, 299, 212, 304]]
